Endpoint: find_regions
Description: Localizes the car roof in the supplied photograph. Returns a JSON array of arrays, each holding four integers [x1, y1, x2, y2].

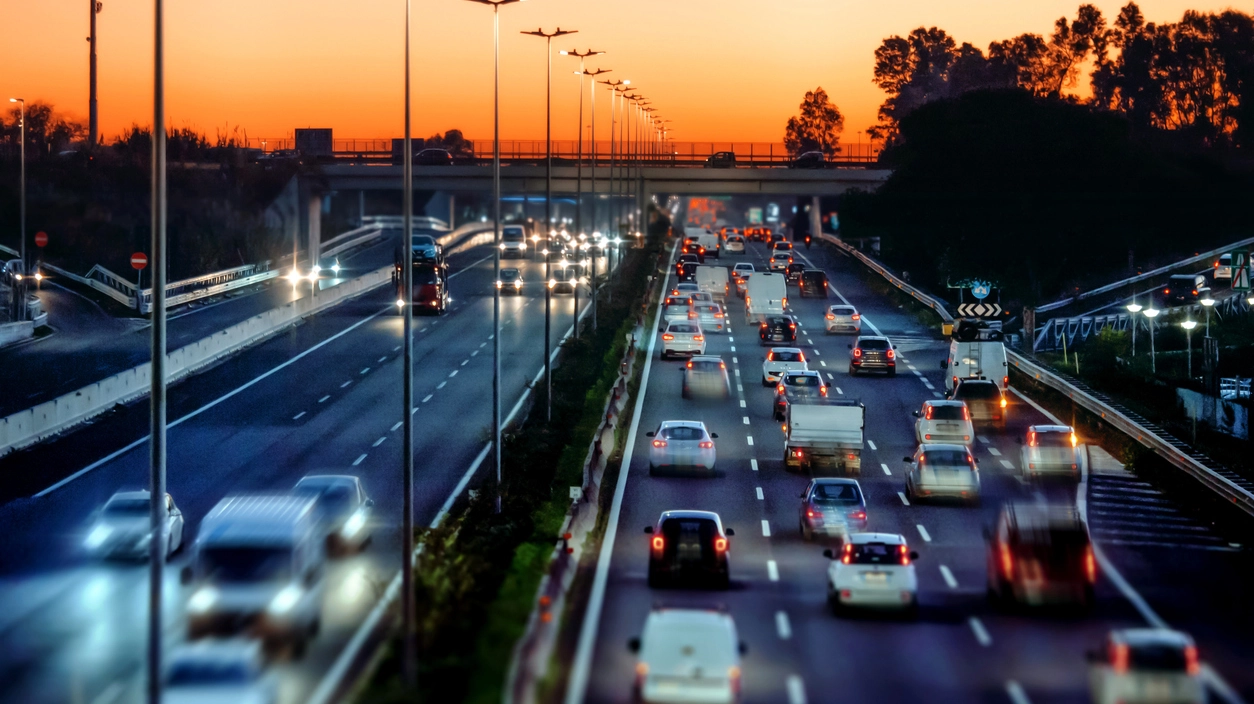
[[918, 443, 972, 452], [811, 477, 862, 488], [1004, 502, 1085, 531], [924, 399, 966, 408], [657, 509, 722, 523], [1111, 628, 1195, 649], [295, 474, 359, 488], [689, 355, 723, 364], [1029, 424, 1073, 433], [734, 263, 754, 269], [768, 347, 803, 354], [659, 420, 707, 429], [665, 320, 700, 330], [829, 304, 855, 311], [856, 335, 890, 342], [784, 369, 821, 377], [848, 532, 906, 545]]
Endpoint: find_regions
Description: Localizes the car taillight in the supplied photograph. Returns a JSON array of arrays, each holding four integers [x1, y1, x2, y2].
[[767, 351, 774, 361], [924, 433, 932, 439], [825, 313, 835, 320], [662, 334, 674, 340], [794, 449, 804, 458], [1111, 642, 1130, 674], [820, 386, 828, 396], [798, 353, 806, 362], [851, 313, 860, 320], [924, 406, 933, 420], [714, 537, 727, 552], [887, 349, 895, 359], [1003, 375, 1008, 388], [777, 384, 786, 394], [688, 311, 697, 319], [651, 536, 664, 551], [853, 348, 863, 358], [789, 323, 796, 330], [841, 543, 853, 564], [1070, 432, 1078, 447], [1084, 546, 1097, 583], [1027, 431, 1036, 447], [687, 361, 694, 368], [782, 297, 788, 307], [1184, 644, 1200, 675], [963, 407, 970, 421], [714, 313, 724, 318], [899, 544, 911, 566], [1000, 397, 1008, 409], [652, 440, 667, 448], [699, 440, 714, 449], [851, 510, 866, 521], [719, 361, 726, 369], [999, 543, 1014, 580], [806, 509, 814, 518], [693, 335, 704, 342]]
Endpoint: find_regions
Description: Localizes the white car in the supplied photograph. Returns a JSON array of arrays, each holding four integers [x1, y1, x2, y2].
[[724, 234, 746, 254], [647, 421, 718, 475], [630, 608, 743, 704], [164, 640, 278, 704], [661, 321, 706, 359], [84, 490, 185, 560], [1019, 425, 1082, 481], [761, 347, 808, 386], [903, 444, 981, 505], [825, 304, 861, 334], [768, 251, 793, 272], [913, 400, 974, 445], [690, 302, 727, 333], [689, 291, 715, 307], [824, 532, 919, 615], [1088, 629, 1205, 704], [671, 282, 701, 299], [659, 295, 692, 331], [293, 474, 375, 555]]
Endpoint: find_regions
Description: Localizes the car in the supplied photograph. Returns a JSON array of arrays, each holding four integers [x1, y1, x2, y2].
[[646, 421, 718, 475], [761, 347, 808, 386], [292, 474, 375, 555], [903, 443, 981, 504], [773, 369, 828, 421], [670, 282, 701, 299], [1018, 425, 1082, 482], [660, 320, 706, 359], [496, 267, 524, 295], [913, 400, 974, 445], [770, 239, 794, 252], [689, 291, 715, 306], [799, 478, 868, 542], [1214, 252, 1233, 280], [848, 335, 897, 376], [768, 251, 793, 272], [500, 224, 529, 258], [551, 266, 577, 295], [676, 254, 700, 281], [768, 231, 787, 244], [682, 355, 731, 399], [644, 510, 734, 588], [785, 262, 806, 284], [690, 302, 727, 333], [1087, 629, 1204, 704], [410, 233, 442, 263], [629, 607, 744, 704], [824, 533, 919, 615], [84, 490, 185, 560], [799, 269, 829, 297], [659, 295, 693, 331], [987, 502, 1096, 608], [746, 226, 773, 242], [948, 378, 1007, 428], [724, 234, 746, 254], [792, 150, 827, 168], [414, 148, 453, 166], [759, 314, 797, 345], [704, 151, 736, 168], [731, 263, 755, 296], [163, 640, 278, 704], [825, 304, 860, 334], [680, 238, 707, 261]]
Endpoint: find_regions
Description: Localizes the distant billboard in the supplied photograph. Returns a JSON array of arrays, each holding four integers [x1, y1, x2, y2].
[[747, 207, 763, 225], [295, 128, 333, 157]]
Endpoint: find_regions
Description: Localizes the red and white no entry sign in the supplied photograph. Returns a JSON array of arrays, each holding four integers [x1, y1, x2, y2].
[[131, 252, 148, 270], [34, 231, 48, 247]]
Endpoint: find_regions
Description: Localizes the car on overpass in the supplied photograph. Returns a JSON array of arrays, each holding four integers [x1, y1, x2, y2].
[[163, 640, 279, 704], [292, 474, 375, 556], [704, 151, 736, 168], [948, 378, 1007, 428], [1018, 425, 1082, 483], [791, 150, 827, 169], [643, 510, 734, 588], [415, 148, 453, 165], [773, 369, 828, 421], [761, 346, 807, 386], [913, 400, 973, 445], [660, 320, 706, 359], [800, 269, 829, 297]]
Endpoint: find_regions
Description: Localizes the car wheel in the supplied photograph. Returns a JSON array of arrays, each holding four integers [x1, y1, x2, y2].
[[800, 519, 811, 541], [887, 369, 897, 378], [648, 463, 657, 476], [848, 366, 857, 376], [762, 376, 771, 387], [828, 592, 843, 616]]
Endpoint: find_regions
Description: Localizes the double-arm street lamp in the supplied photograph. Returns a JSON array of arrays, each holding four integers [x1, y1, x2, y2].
[[598, 79, 629, 236], [560, 48, 605, 240], [578, 66, 611, 333], [1144, 306, 1160, 373]]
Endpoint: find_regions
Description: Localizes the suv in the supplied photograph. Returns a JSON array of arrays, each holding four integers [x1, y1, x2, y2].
[[759, 315, 797, 345], [792, 150, 826, 169], [949, 378, 1007, 428], [785, 262, 807, 284], [848, 336, 897, 376], [987, 502, 1096, 608], [800, 269, 829, 297], [675, 254, 700, 281], [773, 370, 828, 420], [629, 608, 744, 704], [1018, 425, 1081, 482], [913, 400, 974, 445], [644, 510, 734, 588], [704, 151, 737, 168], [1086, 629, 1204, 704]]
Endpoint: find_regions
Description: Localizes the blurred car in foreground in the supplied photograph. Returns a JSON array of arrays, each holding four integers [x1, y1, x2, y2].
[[164, 640, 278, 704], [987, 502, 1096, 608], [913, 400, 974, 445], [629, 607, 744, 704], [761, 347, 807, 386], [799, 478, 868, 541], [682, 355, 731, 400], [690, 302, 727, 333], [644, 510, 734, 588], [903, 444, 981, 505], [647, 421, 718, 475], [1019, 425, 1082, 482], [824, 533, 919, 616], [292, 474, 375, 555], [1087, 629, 1204, 704], [824, 304, 860, 334], [660, 321, 706, 359], [84, 490, 185, 560]]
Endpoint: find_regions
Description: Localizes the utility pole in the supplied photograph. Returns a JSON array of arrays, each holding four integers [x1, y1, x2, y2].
[[89, 0, 101, 146]]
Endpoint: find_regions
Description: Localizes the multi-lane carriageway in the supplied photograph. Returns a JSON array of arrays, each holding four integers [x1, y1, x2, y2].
[[0, 242, 609, 704], [571, 238, 1253, 704]]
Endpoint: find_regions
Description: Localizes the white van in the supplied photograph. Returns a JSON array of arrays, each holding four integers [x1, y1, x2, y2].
[[696, 265, 730, 303], [630, 608, 744, 704], [696, 232, 722, 259], [943, 336, 1009, 392], [745, 271, 787, 324]]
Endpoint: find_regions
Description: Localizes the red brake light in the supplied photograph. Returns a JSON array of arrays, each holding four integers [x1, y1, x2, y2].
[[1184, 644, 1200, 676], [851, 313, 860, 320], [841, 543, 853, 564], [1084, 546, 1097, 583], [820, 386, 828, 396], [693, 334, 704, 342], [899, 543, 910, 566], [798, 353, 806, 362], [714, 537, 727, 552], [825, 313, 835, 320], [777, 384, 785, 394], [962, 406, 970, 421], [687, 361, 693, 368], [688, 311, 697, 319], [806, 510, 814, 518], [651, 536, 664, 551], [851, 510, 866, 521], [853, 348, 863, 358], [662, 333, 674, 340], [789, 323, 796, 330], [925, 406, 933, 420], [1003, 376, 1008, 388], [767, 351, 774, 361], [1111, 642, 1130, 674], [699, 440, 714, 449], [887, 349, 895, 359], [652, 439, 667, 448], [1028, 431, 1036, 447], [999, 542, 1014, 580], [1000, 397, 1008, 409]]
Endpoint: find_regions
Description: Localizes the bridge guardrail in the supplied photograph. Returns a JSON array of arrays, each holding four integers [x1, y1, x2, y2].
[[816, 230, 1254, 518]]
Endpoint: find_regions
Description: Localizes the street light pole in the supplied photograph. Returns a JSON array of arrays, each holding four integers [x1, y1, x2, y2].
[[522, 27, 577, 424], [8, 98, 24, 320], [1126, 298, 1141, 357], [580, 67, 610, 333], [400, 0, 416, 684], [467, 0, 523, 514], [1200, 292, 1215, 337], [1182, 319, 1197, 379], [89, 0, 100, 146], [1144, 306, 1160, 374], [560, 49, 604, 240]]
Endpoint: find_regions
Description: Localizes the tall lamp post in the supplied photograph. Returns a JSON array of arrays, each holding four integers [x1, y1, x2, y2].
[[399, 0, 417, 684], [8, 98, 24, 320], [466, 0, 524, 515], [560, 48, 605, 239], [1126, 297, 1142, 357], [579, 67, 610, 332], [1200, 291, 1215, 337], [1181, 319, 1197, 379], [1144, 306, 1160, 373], [522, 26, 577, 423], [599, 80, 629, 236]]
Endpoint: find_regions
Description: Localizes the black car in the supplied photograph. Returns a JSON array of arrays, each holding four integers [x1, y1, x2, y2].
[[848, 335, 897, 376], [676, 254, 701, 282], [987, 503, 1095, 609], [645, 510, 733, 589], [799, 269, 828, 297], [791, 150, 827, 169], [704, 151, 736, 169], [773, 370, 828, 421], [681, 238, 707, 262], [949, 378, 1007, 428], [415, 148, 453, 165], [759, 315, 798, 345], [785, 262, 806, 284]]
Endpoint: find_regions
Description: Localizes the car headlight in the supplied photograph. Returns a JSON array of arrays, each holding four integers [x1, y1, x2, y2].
[[268, 584, 303, 615], [341, 509, 368, 539], [188, 586, 219, 614], [84, 524, 112, 549]]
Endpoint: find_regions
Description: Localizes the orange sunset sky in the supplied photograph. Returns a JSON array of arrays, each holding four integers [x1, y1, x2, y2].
[[1, 1, 1243, 146]]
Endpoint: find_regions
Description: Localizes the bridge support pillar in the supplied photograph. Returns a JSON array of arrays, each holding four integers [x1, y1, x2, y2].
[[810, 196, 822, 243]]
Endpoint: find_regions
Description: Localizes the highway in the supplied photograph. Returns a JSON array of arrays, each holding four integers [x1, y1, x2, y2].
[[0, 240, 606, 704], [573, 234, 1253, 704]]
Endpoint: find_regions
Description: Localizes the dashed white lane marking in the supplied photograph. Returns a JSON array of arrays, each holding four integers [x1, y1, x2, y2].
[[480, 341, 487, 348], [378, 356, 387, 363], [360, 367, 370, 375], [728, 336, 735, 342], [820, 360, 827, 367], [750, 459, 759, 472], [292, 412, 306, 420], [913, 370, 924, 377], [740, 400, 746, 408], [969, 617, 992, 646], [1006, 680, 1031, 704], [488, 334, 494, 340], [747, 436, 754, 446], [834, 386, 843, 394], [932, 391, 943, 397], [730, 345, 737, 352], [733, 356, 739, 364], [940, 565, 958, 589], [736, 383, 744, 393], [340, 380, 352, 388], [881, 463, 892, 475], [734, 368, 740, 376], [786, 675, 807, 704], [827, 373, 835, 380], [373, 437, 386, 447], [461, 359, 469, 366], [907, 364, 917, 370], [761, 520, 771, 537], [319, 395, 331, 403], [775, 611, 793, 640], [922, 381, 935, 390], [1000, 459, 1016, 470], [767, 560, 779, 581], [411, 406, 419, 415], [422, 394, 434, 403], [978, 436, 991, 444], [812, 349, 820, 356], [743, 416, 751, 425], [916, 524, 933, 542], [805, 338, 813, 345], [756, 487, 764, 500], [988, 447, 1002, 456], [471, 350, 479, 357], [352, 453, 367, 466], [867, 440, 877, 450], [393, 345, 402, 352], [898, 491, 911, 506], [391, 421, 403, 432], [448, 370, 458, 378], [438, 381, 450, 390]]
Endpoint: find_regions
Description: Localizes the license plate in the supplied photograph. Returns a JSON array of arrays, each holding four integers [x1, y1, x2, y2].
[[1143, 679, 1173, 698], [863, 572, 888, 583]]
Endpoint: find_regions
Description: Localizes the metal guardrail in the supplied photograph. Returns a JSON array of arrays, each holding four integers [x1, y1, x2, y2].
[[320, 224, 385, 260], [817, 232, 954, 322], [1034, 312, 1133, 352], [43, 260, 278, 313]]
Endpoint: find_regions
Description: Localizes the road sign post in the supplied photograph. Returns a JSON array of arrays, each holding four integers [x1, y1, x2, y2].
[[34, 231, 46, 290], [132, 252, 148, 312], [1231, 250, 1249, 291]]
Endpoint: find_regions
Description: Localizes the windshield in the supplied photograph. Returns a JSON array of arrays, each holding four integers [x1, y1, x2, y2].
[[1033, 433, 1073, 448], [166, 660, 254, 686], [103, 498, 150, 516], [668, 324, 699, 334], [411, 235, 436, 248], [858, 339, 889, 350], [830, 307, 855, 315], [811, 483, 862, 505], [1127, 644, 1191, 672], [921, 450, 975, 468], [661, 426, 705, 441], [502, 227, 525, 241], [199, 546, 292, 583], [500, 270, 521, 281]]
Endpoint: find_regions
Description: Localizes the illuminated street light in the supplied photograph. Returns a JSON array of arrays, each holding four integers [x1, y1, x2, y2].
[[1143, 307, 1160, 373], [1181, 319, 1197, 378], [1200, 292, 1215, 337], [9, 98, 25, 320], [1126, 297, 1143, 356]]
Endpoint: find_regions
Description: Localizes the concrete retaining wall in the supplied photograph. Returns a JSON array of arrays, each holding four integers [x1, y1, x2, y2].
[[0, 321, 34, 348], [1178, 388, 1249, 440]]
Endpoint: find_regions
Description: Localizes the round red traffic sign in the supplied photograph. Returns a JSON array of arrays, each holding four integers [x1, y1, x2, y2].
[[131, 252, 148, 270], [34, 231, 48, 247]]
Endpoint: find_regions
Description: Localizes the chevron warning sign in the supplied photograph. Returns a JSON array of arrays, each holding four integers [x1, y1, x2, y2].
[[957, 302, 1003, 318]]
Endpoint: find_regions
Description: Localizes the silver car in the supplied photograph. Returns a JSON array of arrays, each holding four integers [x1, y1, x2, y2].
[[661, 321, 706, 359], [293, 474, 375, 555], [682, 355, 731, 399], [164, 640, 278, 704], [658, 295, 691, 331], [1019, 425, 1082, 482], [825, 304, 861, 334], [761, 347, 808, 386], [913, 400, 974, 445], [84, 490, 185, 560], [690, 302, 727, 333], [647, 421, 718, 475], [1088, 629, 1205, 704], [903, 444, 981, 505], [799, 478, 868, 542], [769, 251, 793, 271]]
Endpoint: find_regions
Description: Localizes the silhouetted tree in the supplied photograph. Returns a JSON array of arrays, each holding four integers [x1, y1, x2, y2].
[[783, 87, 844, 157]]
